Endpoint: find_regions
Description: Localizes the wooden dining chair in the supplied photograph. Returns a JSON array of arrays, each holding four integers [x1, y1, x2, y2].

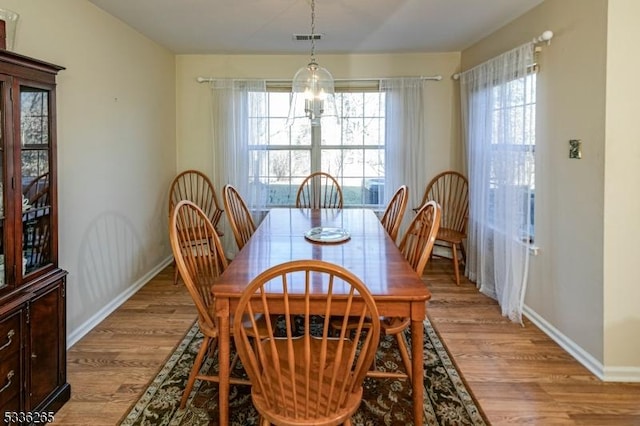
[[223, 184, 256, 251], [331, 200, 441, 381], [295, 172, 343, 209], [169, 170, 224, 232], [169, 200, 252, 409], [378, 200, 442, 380], [23, 215, 51, 271], [233, 260, 380, 426], [415, 171, 468, 286], [23, 171, 50, 208], [379, 185, 409, 243], [22, 172, 52, 270], [169, 170, 224, 285]]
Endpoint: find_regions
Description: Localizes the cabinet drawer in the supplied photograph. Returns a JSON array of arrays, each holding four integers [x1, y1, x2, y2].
[[0, 352, 20, 408], [0, 312, 21, 360]]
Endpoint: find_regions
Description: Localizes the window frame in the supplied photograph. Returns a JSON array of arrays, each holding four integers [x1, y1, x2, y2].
[[249, 80, 387, 208], [475, 69, 537, 242]]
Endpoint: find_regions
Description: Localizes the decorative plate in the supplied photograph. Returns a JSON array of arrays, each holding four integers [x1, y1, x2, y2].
[[304, 227, 350, 244]]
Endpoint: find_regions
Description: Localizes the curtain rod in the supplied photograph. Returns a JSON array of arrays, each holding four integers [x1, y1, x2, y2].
[[451, 29, 553, 81], [196, 75, 442, 83]]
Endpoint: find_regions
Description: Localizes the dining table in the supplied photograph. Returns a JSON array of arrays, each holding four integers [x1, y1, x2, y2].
[[212, 207, 432, 425]]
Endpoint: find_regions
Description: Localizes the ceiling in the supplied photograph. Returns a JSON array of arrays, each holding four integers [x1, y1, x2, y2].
[[88, 0, 543, 55]]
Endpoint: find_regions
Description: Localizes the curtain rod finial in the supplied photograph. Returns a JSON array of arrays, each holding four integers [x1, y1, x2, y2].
[[533, 30, 553, 45]]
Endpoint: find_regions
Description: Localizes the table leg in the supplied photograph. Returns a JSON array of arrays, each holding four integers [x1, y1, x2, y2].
[[218, 303, 230, 425], [411, 318, 424, 426]]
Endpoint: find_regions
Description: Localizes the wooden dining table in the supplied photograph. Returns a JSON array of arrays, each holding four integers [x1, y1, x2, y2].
[[212, 207, 432, 425]]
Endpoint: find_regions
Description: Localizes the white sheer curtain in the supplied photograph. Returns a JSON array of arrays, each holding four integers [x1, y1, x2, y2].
[[460, 43, 535, 323], [381, 78, 427, 232], [209, 79, 268, 257]]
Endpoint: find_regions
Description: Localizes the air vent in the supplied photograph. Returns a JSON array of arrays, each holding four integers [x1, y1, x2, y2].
[[292, 33, 323, 41]]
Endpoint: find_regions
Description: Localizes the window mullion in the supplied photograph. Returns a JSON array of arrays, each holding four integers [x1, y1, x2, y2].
[[311, 125, 321, 172]]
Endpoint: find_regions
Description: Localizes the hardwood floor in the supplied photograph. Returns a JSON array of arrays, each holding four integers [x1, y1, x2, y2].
[[425, 259, 640, 426], [53, 260, 640, 425]]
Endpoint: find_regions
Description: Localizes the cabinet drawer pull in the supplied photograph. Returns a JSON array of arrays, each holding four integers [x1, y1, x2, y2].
[[0, 329, 15, 352], [0, 370, 14, 394]]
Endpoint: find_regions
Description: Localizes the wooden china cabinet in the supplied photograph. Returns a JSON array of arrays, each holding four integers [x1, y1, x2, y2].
[[0, 51, 69, 424]]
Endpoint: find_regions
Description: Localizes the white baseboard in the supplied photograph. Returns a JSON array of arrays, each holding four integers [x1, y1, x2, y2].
[[523, 305, 604, 379], [523, 305, 640, 382], [66, 255, 174, 348], [602, 366, 640, 382]]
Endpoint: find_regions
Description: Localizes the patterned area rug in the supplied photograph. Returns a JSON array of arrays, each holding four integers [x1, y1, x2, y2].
[[120, 318, 487, 425]]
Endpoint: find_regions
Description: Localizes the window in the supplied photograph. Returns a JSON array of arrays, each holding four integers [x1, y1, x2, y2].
[[486, 72, 536, 241], [248, 84, 386, 207]]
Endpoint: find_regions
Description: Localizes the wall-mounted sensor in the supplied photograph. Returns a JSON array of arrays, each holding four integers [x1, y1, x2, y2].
[[569, 139, 582, 159]]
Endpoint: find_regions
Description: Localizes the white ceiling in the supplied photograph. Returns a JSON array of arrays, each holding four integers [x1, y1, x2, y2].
[[88, 0, 543, 55]]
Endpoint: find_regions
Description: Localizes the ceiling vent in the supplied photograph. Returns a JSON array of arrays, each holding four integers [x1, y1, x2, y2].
[[292, 33, 323, 41]]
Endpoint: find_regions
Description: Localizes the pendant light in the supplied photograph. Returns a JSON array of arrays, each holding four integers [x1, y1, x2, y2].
[[287, 0, 337, 127]]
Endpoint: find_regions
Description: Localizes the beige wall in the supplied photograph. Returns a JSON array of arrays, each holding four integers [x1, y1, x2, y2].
[[462, 0, 608, 363], [5, 0, 634, 377], [176, 52, 462, 196], [463, 0, 640, 376], [0, 0, 177, 344], [604, 0, 640, 370]]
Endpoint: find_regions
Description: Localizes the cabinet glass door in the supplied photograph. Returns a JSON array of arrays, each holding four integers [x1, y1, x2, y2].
[[20, 86, 51, 275]]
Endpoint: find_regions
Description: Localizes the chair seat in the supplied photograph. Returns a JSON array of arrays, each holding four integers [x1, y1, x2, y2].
[[329, 315, 413, 380], [437, 227, 465, 244], [195, 313, 269, 388], [331, 316, 408, 335], [238, 313, 273, 338], [198, 317, 218, 338], [252, 336, 362, 426], [381, 317, 410, 335], [203, 311, 271, 339]]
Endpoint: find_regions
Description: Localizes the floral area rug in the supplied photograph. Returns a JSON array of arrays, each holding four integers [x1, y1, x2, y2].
[[120, 318, 487, 425]]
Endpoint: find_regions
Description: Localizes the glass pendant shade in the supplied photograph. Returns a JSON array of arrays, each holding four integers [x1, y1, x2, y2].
[[288, 61, 337, 127]]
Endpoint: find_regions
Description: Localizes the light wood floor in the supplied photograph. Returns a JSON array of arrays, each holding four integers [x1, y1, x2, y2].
[[53, 266, 196, 425], [53, 260, 640, 425]]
